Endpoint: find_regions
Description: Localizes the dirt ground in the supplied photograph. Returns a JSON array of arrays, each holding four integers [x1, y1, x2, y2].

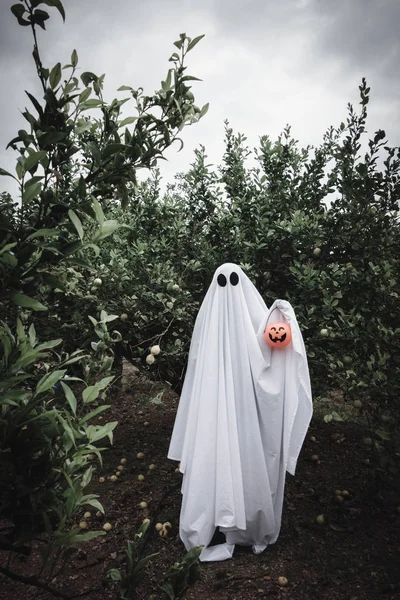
[[1, 362, 399, 600]]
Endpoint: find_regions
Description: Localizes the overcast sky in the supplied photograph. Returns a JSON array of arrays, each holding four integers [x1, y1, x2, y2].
[[1, 0, 399, 197]]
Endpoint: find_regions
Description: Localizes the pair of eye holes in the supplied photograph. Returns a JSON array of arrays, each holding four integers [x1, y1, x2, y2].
[[217, 272, 239, 287]]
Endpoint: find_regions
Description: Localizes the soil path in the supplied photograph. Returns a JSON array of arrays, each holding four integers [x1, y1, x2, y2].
[[1, 362, 399, 600]]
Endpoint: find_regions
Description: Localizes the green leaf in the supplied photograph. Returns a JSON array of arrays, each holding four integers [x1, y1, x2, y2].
[[118, 117, 137, 128], [37, 0, 65, 22], [92, 196, 104, 225], [11, 292, 47, 311], [24, 151, 47, 172], [61, 382, 77, 415], [0, 167, 17, 180], [28, 323, 36, 347], [78, 175, 86, 199], [86, 421, 118, 444], [79, 405, 110, 425], [80, 99, 103, 110], [49, 62, 62, 90], [187, 34, 205, 52], [81, 72, 97, 86], [11, 3, 30, 25], [0, 242, 17, 255], [106, 569, 122, 581], [93, 220, 119, 241], [96, 376, 114, 390], [33, 9, 50, 29], [78, 88, 91, 103], [102, 143, 127, 159], [200, 102, 209, 118], [22, 181, 42, 205], [37, 130, 67, 146], [71, 49, 78, 68], [68, 209, 84, 240], [83, 498, 104, 513], [35, 339, 63, 351], [26, 229, 60, 240], [36, 370, 66, 395], [16, 317, 26, 342], [82, 385, 100, 404]]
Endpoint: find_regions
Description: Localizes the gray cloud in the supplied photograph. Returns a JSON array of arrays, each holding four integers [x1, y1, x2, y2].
[[1, 0, 399, 198]]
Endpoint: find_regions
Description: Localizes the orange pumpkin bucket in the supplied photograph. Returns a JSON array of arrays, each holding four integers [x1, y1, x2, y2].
[[264, 322, 292, 349]]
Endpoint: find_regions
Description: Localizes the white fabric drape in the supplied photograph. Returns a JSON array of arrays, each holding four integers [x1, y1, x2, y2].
[[168, 263, 313, 561]]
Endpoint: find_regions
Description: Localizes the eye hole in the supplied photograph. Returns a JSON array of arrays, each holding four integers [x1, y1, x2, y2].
[[278, 327, 285, 331], [217, 274, 227, 287], [230, 272, 239, 286], [271, 326, 277, 331]]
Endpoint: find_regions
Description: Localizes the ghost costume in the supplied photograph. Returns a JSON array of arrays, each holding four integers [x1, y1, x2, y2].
[[168, 263, 312, 562]]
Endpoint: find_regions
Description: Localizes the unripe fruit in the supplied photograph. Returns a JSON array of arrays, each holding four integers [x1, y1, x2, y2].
[[137, 452, 144, 459], [115, 471, 121, 477], [79, 521, 88, 530], [84, 511, 91, 519], [313, 247, 321, 257], [150, 345, 161, 356], [343, 355, 353, 365], [139, 501, 148, 509], [316, 514, 325, 525], [172, 284, 180, 291], [146, 354, 155, 365], [310, 436, 317, 442], [120, 458, 127, 465], [163, 521, 172, 529], [336, 495, 344, 503], [278, 576, 288, 587], [155, 522, 163, 531], [98, 477, 105, 483], [148, 464, 156, 471], [320, 328, 329, 337], [311, 455, 319, 461], [142, 518, 150, 525], [353, 400, 362, 409], [93, 278, 102, 286], [120, 313, 128, 321], [341, 490, 350, 497], [117, 465, 124, 471], [138, 475, 145, 481], [103, 522, 112, 532], [110, 475, 117, 482], [166, 301, 174, 309], [363, 437, 373, 446], [159, 528, 169, 537]]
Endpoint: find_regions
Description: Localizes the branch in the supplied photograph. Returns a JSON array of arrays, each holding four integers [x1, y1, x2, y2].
[[0, 564, 71, 600]]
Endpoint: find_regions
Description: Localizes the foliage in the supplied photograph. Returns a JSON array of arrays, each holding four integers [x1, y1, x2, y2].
[[65, 81, 399, 477], [0, 0, 206, 595], [159, 546, 202, 599], [0, 317, 114, 567], [106, 521, 158, 600], [106, 522, 202, 600]]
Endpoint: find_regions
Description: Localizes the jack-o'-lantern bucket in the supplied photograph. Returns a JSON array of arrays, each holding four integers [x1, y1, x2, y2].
[[264, 322, 292, 349]]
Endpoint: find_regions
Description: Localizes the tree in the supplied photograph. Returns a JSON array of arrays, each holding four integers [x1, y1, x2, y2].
[[0, 1, 207, 595]]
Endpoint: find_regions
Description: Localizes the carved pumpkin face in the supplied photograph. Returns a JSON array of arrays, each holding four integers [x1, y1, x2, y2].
[[264, 322, 292, 349]]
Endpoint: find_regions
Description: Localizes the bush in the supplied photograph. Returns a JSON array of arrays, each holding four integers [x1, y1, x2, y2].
[[0, 0, 206, 594]]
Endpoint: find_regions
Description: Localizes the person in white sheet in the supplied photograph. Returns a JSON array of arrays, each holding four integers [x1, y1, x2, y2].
[[168, 263, 313, 562]]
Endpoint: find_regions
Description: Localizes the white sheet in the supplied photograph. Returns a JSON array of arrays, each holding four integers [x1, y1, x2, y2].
[[168, 263, 312, 561]]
